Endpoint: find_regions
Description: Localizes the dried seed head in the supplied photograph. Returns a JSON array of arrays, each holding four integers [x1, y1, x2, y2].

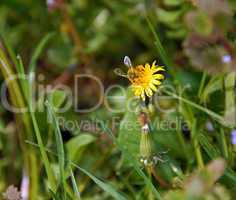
[[3, 185, 22, 200]]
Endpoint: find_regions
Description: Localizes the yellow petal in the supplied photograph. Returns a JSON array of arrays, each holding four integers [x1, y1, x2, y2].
[[133, 86, 142, 96], [152, 79, 161, 85], [149, 83, 157, 91], [151, 61, 157, 69], [141, 92, 145, 100], [153, 67, 165, 73], [157, 66, 165, 71], [153, 74, 164, 79], [145, 63, 151, 70], [134, 89, 140, 96], [145, 88, 153, 97]]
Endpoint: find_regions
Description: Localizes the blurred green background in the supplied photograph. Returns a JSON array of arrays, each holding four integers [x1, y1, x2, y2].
[[0, 0, 236, 199]]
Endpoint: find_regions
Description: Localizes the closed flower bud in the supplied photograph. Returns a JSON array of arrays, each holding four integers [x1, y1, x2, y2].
[[140, 126, 152, 159]]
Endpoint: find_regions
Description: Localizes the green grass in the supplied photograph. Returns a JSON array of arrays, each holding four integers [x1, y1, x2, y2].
[[0, 1, 236, 199]]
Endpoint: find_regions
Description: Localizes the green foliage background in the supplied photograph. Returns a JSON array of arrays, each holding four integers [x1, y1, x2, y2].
[[0, 0, 236, 199]]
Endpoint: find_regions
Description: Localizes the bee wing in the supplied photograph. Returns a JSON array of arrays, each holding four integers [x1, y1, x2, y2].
[[124, 56, 132, 68], [114, 68, 128, 77]]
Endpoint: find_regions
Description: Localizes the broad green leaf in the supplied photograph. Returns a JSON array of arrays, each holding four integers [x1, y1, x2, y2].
[[156, 9, 183, 25], [166, 28, 187, 39], [117, 89, 140, 163], [66, 134, 96, 161], [48, 90, 67, 110]]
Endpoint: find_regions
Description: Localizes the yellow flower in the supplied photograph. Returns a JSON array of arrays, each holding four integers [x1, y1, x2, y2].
[[128, 61, 165, 100]]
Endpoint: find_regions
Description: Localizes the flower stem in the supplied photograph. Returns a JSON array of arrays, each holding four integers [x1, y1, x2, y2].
[[192, 120, 204, 169]]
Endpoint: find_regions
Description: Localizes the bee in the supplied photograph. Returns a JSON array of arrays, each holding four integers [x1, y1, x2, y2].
[[114, 56, 134, 78], [114, 56, 165, 101]]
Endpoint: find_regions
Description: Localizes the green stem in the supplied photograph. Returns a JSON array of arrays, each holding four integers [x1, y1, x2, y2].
[[0, 47, 38, 199], [224, 72, 236, 126], [220, 128, 229, 159], [192, 120, 204, 169], [164, 90, 226, 126], [147, 167, 154, 200], [198, 72, 207, 98], [29, 106, 57, 192]]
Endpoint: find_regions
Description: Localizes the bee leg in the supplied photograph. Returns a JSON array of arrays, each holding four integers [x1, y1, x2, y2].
[[159, 149, 170, 155]]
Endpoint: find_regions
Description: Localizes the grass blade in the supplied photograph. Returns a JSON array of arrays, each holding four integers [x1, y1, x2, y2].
[[45, 100, 66, 199], [145, 16, 175, 79], [16, 55, 29, 101], [164, 90, 226, 126], [0, 34, 18, 71], [25, 140, 127, 200], [70, 168, 81, 200], [28, 33, 54, 74], [198, 133, 236, 186], [71, 162, 127, 200], [29, 109, 57, 192]]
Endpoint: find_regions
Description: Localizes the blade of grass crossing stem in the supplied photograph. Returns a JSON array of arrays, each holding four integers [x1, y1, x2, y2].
[[29, 109, 57, 192], [27, 79, 57, 192], [45, 100, 66, 199], [70, 162, 127, 200], [164, 90, 226, 126], [28, 33, 54, 74], [25, 140, 127, 200], [70, 168, 81, 199], [100, 123, 162, 200], [26, 34, 57, 192]]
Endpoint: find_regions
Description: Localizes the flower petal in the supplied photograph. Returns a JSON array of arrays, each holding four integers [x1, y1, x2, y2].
[[152, 79, 161, 85], [141, 92, 145, 101], [153, 66, 165, 73], [145, 63, 151, 70], [151, 61, 157, 69], [153, 74, 164, 79], [145, 88, 153, 97], [149, 83, 157, 91]]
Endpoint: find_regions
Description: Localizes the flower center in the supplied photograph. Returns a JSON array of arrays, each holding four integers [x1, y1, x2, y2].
[[128, 65, 151, 89]]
